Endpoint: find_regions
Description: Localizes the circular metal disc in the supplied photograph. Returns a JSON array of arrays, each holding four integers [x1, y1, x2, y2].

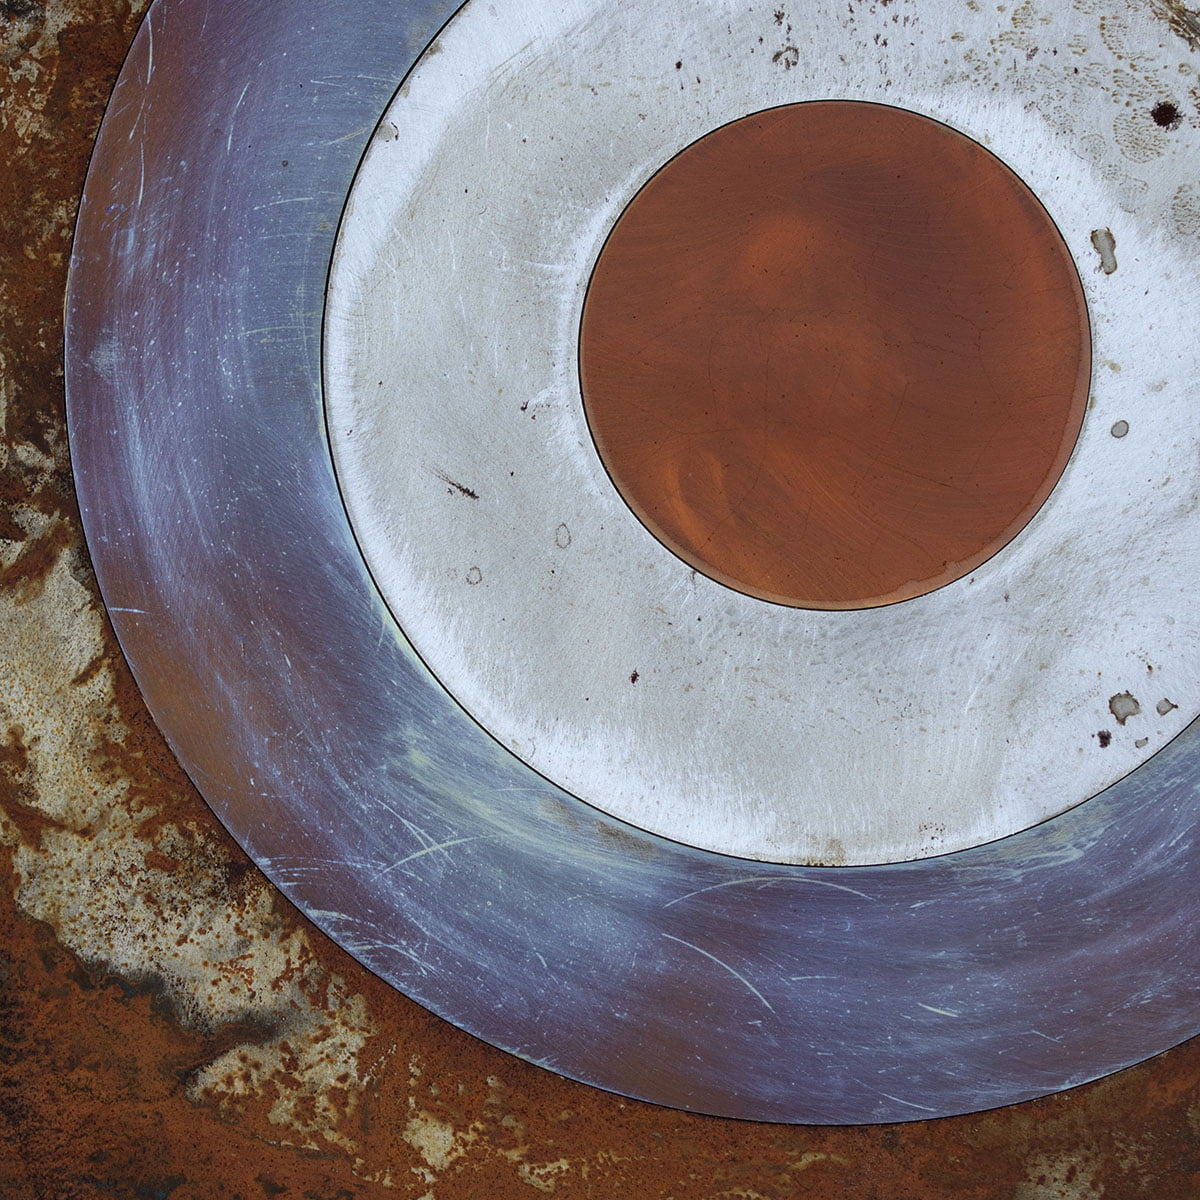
[[323, 1, 1198, 865], [66, 0, 1200, 1122]]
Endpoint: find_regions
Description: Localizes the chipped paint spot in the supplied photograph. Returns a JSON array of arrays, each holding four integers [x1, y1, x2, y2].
[[1091, 228, 1118, 275], [1109, 693, 1141, 725], [517, 1158, 573, 1191], [404, 1108, 476, 1173], [1015, 1151, 1103, 1199]]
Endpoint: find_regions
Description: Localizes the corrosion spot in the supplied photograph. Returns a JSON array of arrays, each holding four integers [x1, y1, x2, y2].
[[0, 516, 75, 604], [1109, 693, 1141, 725], [145, 850, 180, 874], [1152, 101, 1183, 130], [1097, 730, 1113, 748], [433, 468, 479, 500], [70, 649, 107, 688], [595, 819, 656, 861], [466, 567, 483, 586], [630, 670, 640, 684], [0, 724, 31, 778]]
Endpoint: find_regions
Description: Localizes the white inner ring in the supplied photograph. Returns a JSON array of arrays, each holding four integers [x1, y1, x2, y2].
[[324, 0, 1200, 864]]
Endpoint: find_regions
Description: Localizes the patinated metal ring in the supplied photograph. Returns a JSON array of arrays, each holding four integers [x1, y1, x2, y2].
[[66, 0, 1200, 1122]]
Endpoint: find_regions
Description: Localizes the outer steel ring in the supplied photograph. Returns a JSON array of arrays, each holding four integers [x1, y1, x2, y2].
[[65, 0, 1200, 1123]]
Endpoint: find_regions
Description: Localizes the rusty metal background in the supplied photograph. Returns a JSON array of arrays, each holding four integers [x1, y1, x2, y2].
[[6, 0, 1200, 1194], [58, 0, 1200, 1125]]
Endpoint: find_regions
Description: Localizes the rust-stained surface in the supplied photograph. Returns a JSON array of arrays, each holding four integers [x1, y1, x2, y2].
[[580, 101, 1090, 610], [5, 1, 1200, 1196]]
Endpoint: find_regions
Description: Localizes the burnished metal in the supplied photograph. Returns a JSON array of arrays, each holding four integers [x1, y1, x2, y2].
[[65, 0, 1200, 1122]]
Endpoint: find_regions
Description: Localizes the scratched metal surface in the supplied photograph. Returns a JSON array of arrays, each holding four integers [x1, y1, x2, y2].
[[324, 0, 1198, 867], [62, 0, 1200, 1125]]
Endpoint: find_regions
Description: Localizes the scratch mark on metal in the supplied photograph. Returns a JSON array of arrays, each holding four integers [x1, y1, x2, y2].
[[372, 835, 484, 880], [433, 467, 480, 500], [129, 14, 154, 145], [875, 1090, 939, 1114], [327, 125, 373, 146], [242, 313, 322, 337], [396, 815, 440, 850], [662, 933, 775, 1014], [918, 1003, 961, 1018], [227, 81, 251, 154], [664, 874, 873, 908], [254, 197, 319, 210]]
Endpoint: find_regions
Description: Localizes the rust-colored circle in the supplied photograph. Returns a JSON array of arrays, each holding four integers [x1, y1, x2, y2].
[[579, 102, 1091, 609]]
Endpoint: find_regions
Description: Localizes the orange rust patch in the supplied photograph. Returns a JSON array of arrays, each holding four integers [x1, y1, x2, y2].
[[581, 102, 1089, 609], [0, 725, 64, 850], [0, 515, 75, 603], [0, 790, 68, 852], [0, 847, 397, 1199], [69, 648, 107, 689], [143, 848, 180, 874]]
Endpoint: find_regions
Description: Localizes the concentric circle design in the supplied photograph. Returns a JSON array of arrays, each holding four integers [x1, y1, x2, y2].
[[579, 101, 1091, 611], [324, 0, 1198, 866], [67, 0, 1200, 1123]]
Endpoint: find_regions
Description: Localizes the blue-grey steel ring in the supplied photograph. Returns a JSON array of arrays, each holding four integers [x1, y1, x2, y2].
[[64, 0, 1200, 1123]]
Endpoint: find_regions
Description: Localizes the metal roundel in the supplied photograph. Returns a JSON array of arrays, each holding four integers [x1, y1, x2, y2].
[[66, 0, 1200, 1123]]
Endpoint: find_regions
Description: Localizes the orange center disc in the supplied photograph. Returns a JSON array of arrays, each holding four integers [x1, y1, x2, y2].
[[579, 101, 1091, 609]]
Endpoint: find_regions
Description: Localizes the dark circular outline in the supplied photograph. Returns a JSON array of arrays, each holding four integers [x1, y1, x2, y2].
[[65, 0, 1200, 1124]]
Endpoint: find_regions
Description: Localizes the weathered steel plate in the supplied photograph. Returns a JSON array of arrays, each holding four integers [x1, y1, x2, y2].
[[65, 0, 1200, 1122]]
